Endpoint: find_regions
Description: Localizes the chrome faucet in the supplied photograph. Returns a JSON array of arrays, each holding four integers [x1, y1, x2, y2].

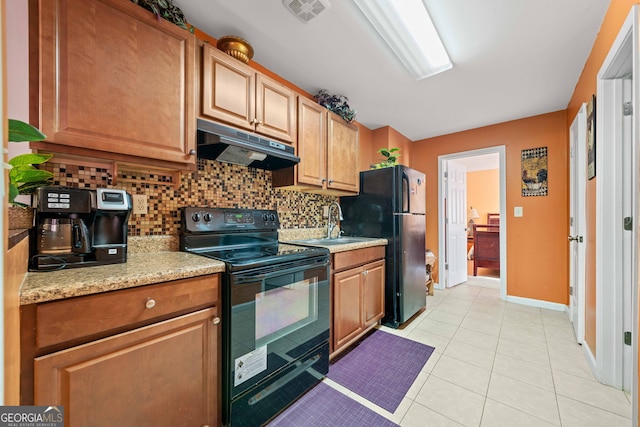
[[326, 201, 344, 239]]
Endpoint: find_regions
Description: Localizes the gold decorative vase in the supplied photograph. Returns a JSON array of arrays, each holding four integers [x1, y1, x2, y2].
[[217, 36, 254, 63]]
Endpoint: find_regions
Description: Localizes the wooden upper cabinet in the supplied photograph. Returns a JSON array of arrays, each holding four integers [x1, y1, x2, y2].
[[272, 98, 359, 195], [201, 43, 255, 131], [200, 44, 296, 144], [327, 111, 359, 193], [295, 96, 327, 187], [30, 0, 197, 168]]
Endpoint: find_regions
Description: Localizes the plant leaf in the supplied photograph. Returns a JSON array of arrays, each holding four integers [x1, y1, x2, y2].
[[8, 119, 46, 142], [8, 153, 53, 167]]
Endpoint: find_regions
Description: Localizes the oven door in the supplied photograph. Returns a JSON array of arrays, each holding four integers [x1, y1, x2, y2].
[[224, 255, 330, 400]]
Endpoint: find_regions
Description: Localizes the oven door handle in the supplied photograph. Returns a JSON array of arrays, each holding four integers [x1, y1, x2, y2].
[[234, 258, 329, 284]]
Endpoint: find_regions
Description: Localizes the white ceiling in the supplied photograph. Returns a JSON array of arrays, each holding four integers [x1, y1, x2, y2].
[[175, 0, 610, 141]]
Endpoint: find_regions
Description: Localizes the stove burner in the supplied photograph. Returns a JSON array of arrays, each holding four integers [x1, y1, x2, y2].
[[224, 251, 272, 261]]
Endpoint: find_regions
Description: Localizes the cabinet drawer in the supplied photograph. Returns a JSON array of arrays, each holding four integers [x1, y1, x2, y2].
[[332, 246, 385, 272], [36, 275, 218, 349]]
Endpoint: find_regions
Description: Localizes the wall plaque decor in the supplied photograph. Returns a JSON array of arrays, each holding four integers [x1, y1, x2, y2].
[[587, 94, 596, 180], [521, 146, 548, 197]]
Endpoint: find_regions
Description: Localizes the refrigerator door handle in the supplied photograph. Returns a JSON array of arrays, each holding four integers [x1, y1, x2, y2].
[[402, 173, 410, 213]]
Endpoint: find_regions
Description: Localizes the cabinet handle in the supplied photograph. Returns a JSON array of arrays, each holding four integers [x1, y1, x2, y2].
[[321, 178, 327, 183], [363, 270, 368, 276], [189, 149, 196, 155], [145, 298, 156, 309], [328, 179, 334, 184], [256, 120, 263, 125], [212, 317, 221, 325]]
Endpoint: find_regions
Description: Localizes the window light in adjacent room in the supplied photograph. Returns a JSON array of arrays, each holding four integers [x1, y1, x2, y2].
[[353, 0, 452, 80]]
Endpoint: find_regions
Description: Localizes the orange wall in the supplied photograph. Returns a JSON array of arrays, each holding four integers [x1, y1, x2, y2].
[[467, 169, 500, 224], [357, 123, 374, 172], [371, 126, 412, 167], [411, 110, 569, 304], [564, 0, 639, 362]]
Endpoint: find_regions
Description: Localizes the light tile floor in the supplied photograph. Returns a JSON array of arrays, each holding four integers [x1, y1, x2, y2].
[[323, 277, 633, 426]]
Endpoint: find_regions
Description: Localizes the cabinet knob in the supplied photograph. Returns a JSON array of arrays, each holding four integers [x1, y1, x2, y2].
[[189, 149, 197, 155], [328, 179, 334, 184], [145, 298, 156, 309], [321, 178, 327, 183], [256, 120, 263, 125], [363, 270, 368, 276], [212, 317, 221, 325]]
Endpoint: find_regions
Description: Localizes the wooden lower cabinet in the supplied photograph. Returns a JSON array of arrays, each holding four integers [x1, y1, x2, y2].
[[34, 308, 217, 427], [22, 275, 221, 427], [331, 246, 385, 356]]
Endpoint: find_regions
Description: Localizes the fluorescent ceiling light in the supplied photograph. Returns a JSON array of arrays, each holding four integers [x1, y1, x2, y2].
[[353, 0, 452, 80]]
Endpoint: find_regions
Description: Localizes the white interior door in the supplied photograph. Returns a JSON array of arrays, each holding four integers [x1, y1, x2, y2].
[[595, 8, 637, 394], [569, 104, 587, 344], [445, 160, 467, 287], [621, 76, 633, 391]]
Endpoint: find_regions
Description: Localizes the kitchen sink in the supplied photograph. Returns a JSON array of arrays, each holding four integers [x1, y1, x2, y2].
[[288, 236, 382, 246]]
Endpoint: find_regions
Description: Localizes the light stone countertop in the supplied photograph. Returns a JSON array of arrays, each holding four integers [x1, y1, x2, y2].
[[278, 228, 388, 253], [20, 251, 225, 305], [283, 238, 388, 253], [20, 231, 386, 305]]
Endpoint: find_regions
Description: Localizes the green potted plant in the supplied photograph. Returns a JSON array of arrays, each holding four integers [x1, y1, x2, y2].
[[130, 0, 194, 32], [6, 119, 53, 228], [371, 147, 400, 169]]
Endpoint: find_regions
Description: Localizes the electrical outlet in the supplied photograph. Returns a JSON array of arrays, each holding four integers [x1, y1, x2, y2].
[[132, 194, 148, 215], [323, 206, 329, 218]]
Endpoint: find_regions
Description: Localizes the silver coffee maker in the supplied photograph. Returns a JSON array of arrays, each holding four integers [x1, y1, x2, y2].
[[30, 187, 132, 271]]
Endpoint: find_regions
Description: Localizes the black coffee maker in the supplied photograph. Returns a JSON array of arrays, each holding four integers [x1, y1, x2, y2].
[[29, 186, 132, 271]]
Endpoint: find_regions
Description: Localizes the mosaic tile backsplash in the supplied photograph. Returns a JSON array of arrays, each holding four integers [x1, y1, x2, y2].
[[42, 158, 337, 236]]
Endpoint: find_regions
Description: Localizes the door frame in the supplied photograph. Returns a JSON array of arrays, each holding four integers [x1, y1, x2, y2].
[[437, 145, 507, 299], [569, 103, 587, 345], [595, 5, 638, 397]]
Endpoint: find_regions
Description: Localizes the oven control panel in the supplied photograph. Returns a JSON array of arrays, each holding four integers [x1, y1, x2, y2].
[[181, 207, 280, 233]]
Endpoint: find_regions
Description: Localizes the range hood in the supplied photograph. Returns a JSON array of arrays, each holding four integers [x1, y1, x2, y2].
[[197, 119, 299, 170]]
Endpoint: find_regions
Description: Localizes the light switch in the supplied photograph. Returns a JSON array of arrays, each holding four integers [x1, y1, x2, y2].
[[514, 206, 523, 217]]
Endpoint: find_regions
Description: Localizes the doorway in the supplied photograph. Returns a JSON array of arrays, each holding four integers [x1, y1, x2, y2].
[[437, 146, 507, 299], [595, 6, 637, 395]]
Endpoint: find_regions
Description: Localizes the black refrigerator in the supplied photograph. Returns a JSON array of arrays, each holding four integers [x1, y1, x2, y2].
[[341, 165, 426, 328]]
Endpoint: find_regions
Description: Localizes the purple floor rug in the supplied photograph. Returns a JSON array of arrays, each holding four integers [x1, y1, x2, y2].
[[327, 330, 435, 413], [268, 382, 398, 427]]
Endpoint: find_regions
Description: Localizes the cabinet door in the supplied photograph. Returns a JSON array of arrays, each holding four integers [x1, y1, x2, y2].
[[201, 43, 255, 131], [333, 267, 364, 350], [296, 96, 326, 187], [34, 0, 196, 166], [327, 112, 359, 193], [256, 74, 297, 143], [362, 260, 385, 328], [34, 308, 219, 427]]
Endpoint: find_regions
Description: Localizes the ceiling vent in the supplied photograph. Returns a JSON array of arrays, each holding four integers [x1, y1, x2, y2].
[[283, 0, 330, 23]]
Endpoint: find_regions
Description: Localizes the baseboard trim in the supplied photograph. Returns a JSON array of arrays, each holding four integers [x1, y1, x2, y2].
[[582, 339, 598, 380], [505, 295, 566, 312]]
